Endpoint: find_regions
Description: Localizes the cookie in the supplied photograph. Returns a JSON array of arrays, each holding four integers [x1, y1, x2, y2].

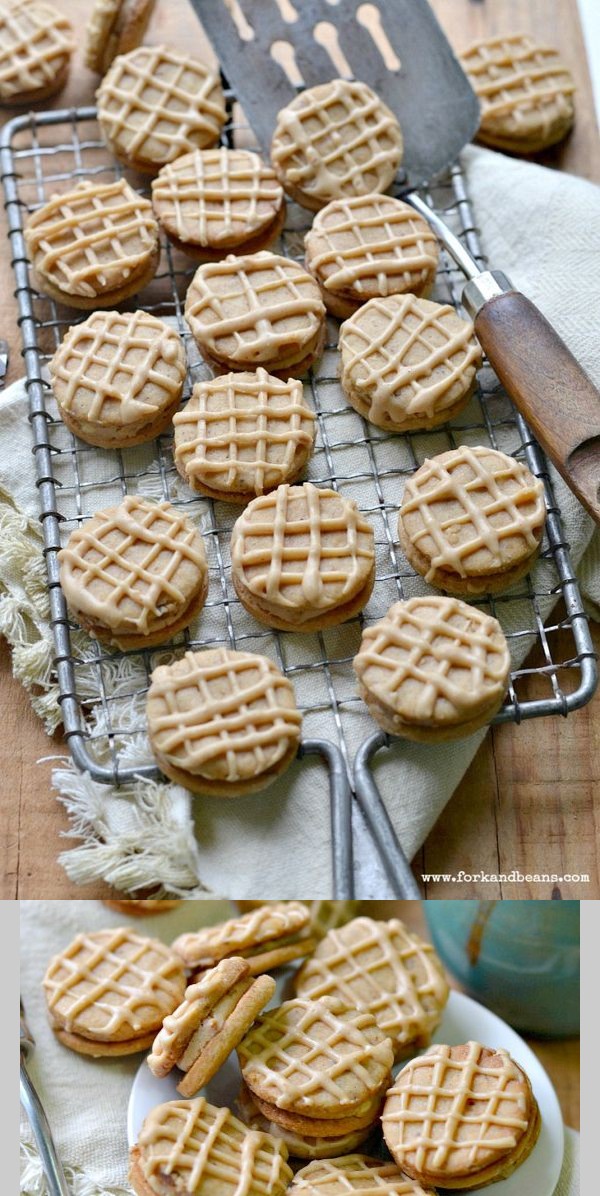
[[460, 34, 575, 153], [247, 1091, 385, 1140], [24, 179, 159, 309], [147, 958, 276, 1097], [184, 251, 326, 378], [237, 998, 394, 1120], [290, 1156, 437, 1196], [398, 446, 546, 593], [353, 596, 511, 742], [96, 44, 226, 174], [85, 0, 155, 74], [339, 296, 481, 432], [103, 900, 183, 914], [231, 483, 375, 633], [58, 496, 208, 651], [49, 311, 186, 448], [294, 917, 448, 1062], [271, 79, 403, 211], [172, 902, 313, 972], [152, 148, 286, 259], [173, 369, 315, 502], [147, 650, 302, 797], [0, 1, 74, 106], [382, 1042, 541, 1189], [43, 927, 186, 1056], [236, 1084, 375, 1161], [129, 1097, 293, 1196], [305, 196, 439, 318]]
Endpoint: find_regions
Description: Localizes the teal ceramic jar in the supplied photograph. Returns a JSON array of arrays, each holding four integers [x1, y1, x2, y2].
[[424, 900, 579, 1037]]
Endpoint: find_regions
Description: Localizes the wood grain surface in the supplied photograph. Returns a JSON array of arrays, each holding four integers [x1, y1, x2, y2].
[[1, 0, 599, 901]]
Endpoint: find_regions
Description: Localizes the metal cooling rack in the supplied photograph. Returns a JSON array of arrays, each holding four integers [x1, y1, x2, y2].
[[1, 103, 597, 900]]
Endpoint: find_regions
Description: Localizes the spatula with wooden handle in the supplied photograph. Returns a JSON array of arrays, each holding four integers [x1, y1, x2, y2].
[[190, 0, 600, 524]]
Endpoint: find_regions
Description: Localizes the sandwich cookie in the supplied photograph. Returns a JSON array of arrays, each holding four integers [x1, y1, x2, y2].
[[289, 1156, 437, 1196], [0, 0, 74, 106], [172, 902, 315, 974], [85, 0, 156, 74], [236, 1085, 375, 1162]]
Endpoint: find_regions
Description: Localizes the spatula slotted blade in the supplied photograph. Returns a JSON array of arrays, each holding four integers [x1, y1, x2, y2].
[[189, 0, 480, 187]]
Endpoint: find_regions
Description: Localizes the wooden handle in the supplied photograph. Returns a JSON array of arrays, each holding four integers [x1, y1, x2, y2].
[[475, 291, 600, 524]]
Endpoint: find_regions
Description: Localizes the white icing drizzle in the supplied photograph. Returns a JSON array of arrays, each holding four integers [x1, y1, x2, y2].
[[271, 78, 403, 204], [400, 445, 546, 580], [147, 649, 302, 782], [461, 34, 575, 141], [0, 0, 74, 100], [354, 596, 510, 723], [306, 195, 439, 298], [24, 179, 157, 298], [97, 44, 226, 165], [152, 148, 283, 245], [173, 903, 310, 967], [173, 369, 315, 494], [295, 916, 448, 1049]]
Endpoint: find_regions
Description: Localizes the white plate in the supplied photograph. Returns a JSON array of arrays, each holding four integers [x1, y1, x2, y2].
[[128, 988, 564, 1194]]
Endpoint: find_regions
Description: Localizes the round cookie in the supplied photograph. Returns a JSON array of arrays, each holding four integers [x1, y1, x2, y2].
[[382, 1042, 541, 1189], [271, 79, 403, 211], [398, 445, 546, 594], [237, 998, 394, 1119], [305, 195, 439, 318], [172, 901, 314, 973], [147, 958, 276, 1097], [184, 251, 326, 378], [85, 0, 156, 74], [460, 34, 575, 153], [339, 295, 481, 432], [294, 916, 448, 1061], [152, 148, 286, 259], [231, 483, 375, 633], [236, 1085, 375, 1161], [129, 1097, 293, 1196], [96, 44, 226, 173], [58, 496, 208, 651], [290, 1156, 437, 1196], [43, 927, 186, 1056], [146, 648, 302, 797], [24, 179, 159, 309], [173, 369, 315, 502], [353, 595, 511, 742], [50, 311, 186, 448], [0, 1, 74, 106]]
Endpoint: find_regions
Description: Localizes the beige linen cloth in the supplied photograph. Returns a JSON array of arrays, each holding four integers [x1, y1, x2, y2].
[[19, 900, 580, 1195], [2, 146, 600, 897]]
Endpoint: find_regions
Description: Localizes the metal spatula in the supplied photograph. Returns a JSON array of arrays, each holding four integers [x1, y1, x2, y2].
[[190, 0, 600, 524]]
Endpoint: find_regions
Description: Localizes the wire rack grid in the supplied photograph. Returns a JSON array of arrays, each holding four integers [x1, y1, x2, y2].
[[1, 98, 597, 899]]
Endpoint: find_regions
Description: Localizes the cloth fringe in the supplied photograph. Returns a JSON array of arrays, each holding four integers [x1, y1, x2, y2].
[[20, 1142, 130, 1196]]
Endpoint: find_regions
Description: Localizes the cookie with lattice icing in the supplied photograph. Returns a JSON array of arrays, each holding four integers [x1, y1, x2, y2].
[[85, 0, 155, 74], [236, 1084, 376, 1161], [238, 998, 394, 1122], [271, 79, 403, 212], [185, 251, 326, 379], [460, 34, 575, 153], [152, 148, 286, 259], [294, 917, 448, 1061], [305, 196, 439, 318], [236, 901, 362, 941], [340, 296, 482, 432], [173, 370, 315, 502], [398, 446, 546, 594], [173, 902, 313, 972], [382, 1042, 541, 1189], [43, 927, 186, 1056], [147, 958, 276, 1097], [147, 650, 302, 797], [50, 311, 186, 448], [290, 1155, 437, 1195], [0, 0, 74, 106], [231, 483, 375, 632], [24, 179, 159, 309], [129, 1096, 293, 1196], [96, 44, 226, 174], [353, 596, 511, 741], [58, 495, 208, 651]]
